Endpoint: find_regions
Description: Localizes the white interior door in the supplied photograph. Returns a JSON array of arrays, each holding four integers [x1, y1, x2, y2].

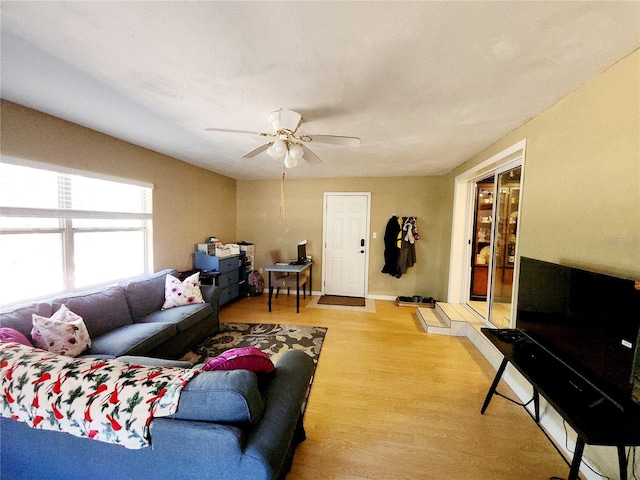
[[323, 193, 370, 297]]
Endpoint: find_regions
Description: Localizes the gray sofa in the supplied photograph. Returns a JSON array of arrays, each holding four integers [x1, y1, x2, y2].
[[0, 268, 220, 359], [1, 349, 315, 480], [0, 269, 316, 480]]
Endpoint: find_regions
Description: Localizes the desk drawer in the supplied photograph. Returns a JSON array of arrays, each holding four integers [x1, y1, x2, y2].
[[218, 284, 240, 306], [217, 269, 239, 288], [218, 256, 240, 273]]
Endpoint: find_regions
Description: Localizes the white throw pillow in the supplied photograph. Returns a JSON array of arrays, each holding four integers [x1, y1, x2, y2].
[[162, 272, 204, 309], [31, 305, 91, 357]]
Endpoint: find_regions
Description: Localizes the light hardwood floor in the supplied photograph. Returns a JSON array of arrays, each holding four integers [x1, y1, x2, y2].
[[221, 295, 570, 480]]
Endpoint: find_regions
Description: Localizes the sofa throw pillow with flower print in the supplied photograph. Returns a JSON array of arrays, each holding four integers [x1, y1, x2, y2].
[[31, 304, 91, 357], [162, 272, 205, 309]]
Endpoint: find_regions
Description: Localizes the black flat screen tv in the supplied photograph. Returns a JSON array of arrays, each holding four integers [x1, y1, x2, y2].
[[516, 257, 640, 411]]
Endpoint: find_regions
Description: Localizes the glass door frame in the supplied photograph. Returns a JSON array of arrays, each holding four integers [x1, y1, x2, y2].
[[447, 140, 526, 328], [486, 165, 522, 327]]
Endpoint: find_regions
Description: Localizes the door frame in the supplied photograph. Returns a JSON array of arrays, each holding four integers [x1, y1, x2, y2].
[[322, 192, 371, 297], [448, 140, 526, 326]]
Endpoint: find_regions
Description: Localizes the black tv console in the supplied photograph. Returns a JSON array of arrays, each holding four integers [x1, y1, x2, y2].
[[481, 328, 640, 480]]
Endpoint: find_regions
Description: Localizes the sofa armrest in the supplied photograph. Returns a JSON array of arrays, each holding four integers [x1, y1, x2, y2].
[[149, 419, 248, 478], [200, 285, 221, 308], [241, 350, 315, 479]]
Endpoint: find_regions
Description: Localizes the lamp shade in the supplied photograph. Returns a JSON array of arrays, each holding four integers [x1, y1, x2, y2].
[[284, 151, 298, 168], [273, 139, 287, 156], [268, 139, 287, 159], [289, 142, 304, 160]]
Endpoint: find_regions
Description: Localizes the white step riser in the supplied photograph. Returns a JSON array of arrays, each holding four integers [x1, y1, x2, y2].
[[419, 303, 471, 337]]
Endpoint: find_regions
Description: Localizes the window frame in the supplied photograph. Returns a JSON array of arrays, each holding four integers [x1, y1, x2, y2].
[[0, 157, 154, 306]]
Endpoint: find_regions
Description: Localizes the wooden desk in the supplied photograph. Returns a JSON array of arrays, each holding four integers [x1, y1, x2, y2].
[[264, 262, 312, 313], [481, 328, 640, 480]]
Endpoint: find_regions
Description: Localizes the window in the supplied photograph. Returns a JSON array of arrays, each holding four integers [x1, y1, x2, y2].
[[0, 160, 153, 306]]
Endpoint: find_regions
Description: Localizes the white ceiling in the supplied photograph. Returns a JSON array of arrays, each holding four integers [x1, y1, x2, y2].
[[1, 1, 639, 181]]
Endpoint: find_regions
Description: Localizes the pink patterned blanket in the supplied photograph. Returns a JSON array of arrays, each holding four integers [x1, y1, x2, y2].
[[1, 342, 198, 449]]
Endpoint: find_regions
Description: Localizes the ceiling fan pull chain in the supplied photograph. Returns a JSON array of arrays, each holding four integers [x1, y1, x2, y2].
[[279, 170, 287, 222]]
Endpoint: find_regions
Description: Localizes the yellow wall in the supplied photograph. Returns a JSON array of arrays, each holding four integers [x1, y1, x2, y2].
[[445, 49, 639, 283], [443, 48, 640, 477], [0, 100, 237, 272], [236, 176, 449, 299]]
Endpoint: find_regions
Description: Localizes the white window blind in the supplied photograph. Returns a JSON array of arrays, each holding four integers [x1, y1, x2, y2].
[[0, 162, 152, 219]]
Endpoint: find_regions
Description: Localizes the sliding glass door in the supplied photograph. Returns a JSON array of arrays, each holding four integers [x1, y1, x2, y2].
[[468, 165, 522, 327]]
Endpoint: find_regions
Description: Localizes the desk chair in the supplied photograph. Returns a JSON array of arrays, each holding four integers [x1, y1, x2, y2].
[[265, 250, 308, 299]]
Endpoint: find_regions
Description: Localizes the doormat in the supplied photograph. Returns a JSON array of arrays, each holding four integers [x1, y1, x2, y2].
[[317, 295, 366, 307]]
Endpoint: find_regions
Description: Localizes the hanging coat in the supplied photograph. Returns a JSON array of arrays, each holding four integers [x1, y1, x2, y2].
[[381, 216, 401, 276], [397, 217, 419, 277]]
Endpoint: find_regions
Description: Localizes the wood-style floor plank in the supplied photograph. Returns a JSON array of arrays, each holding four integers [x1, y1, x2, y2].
[[221, 295, 570, 480]]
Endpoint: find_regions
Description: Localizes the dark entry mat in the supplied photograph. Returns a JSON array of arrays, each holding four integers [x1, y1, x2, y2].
[[317, 295, 366, 307]]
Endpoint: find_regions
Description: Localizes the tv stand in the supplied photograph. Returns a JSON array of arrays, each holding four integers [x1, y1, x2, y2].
[[481, 328, 640, 480]]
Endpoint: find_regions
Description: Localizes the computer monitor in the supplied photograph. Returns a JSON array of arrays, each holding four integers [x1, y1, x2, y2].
[[297, 243, 307, 264]]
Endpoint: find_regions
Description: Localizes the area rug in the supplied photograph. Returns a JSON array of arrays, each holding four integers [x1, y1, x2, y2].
[[317, 295, 366, 307], [186, 323, 327, 366]]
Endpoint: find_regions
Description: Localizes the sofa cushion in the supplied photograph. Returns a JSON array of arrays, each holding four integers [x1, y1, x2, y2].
[[137, 303, 213, 332], [0, 327, 33, 346], [31, 305, 91, 357], [0, 303, 52, 342], [120, 269, 177, 322], [86, 322, 177, 357], [170, 369, 264, 424], [51, 286, 132, 339]]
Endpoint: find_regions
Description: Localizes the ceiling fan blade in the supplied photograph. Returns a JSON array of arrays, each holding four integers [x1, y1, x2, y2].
[[204, 127, 261, 135], [300, 134, 360, 146], [301, 144, 322, 165], [242, 143, 271, 158]]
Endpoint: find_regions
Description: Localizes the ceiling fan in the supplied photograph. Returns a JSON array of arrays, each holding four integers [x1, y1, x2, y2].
[[205, 108, 360, 168]]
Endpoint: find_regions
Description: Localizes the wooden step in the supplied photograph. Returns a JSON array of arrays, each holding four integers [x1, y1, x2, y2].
[[417, 306, 450, 335], [416, 302, 480, 336]]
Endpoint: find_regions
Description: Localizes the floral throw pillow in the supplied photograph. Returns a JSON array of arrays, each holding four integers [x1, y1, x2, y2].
[[162, 272, 204, 310], [31, 304, 91, 357]]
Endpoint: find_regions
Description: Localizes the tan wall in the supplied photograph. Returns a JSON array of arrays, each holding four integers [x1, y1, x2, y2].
[[442, 49, 640, 477], [0, 100, 237, 272], [444, 48, 639, 282], [236, 176, 449, 299]]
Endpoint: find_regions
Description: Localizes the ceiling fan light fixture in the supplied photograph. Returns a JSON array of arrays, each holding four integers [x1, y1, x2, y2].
[[267, 144, 281, 160], [289, 142, 304, 160], [207, 107, 358, 168], [283, 150, 298, 169], [268, 138, 287, 159]]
